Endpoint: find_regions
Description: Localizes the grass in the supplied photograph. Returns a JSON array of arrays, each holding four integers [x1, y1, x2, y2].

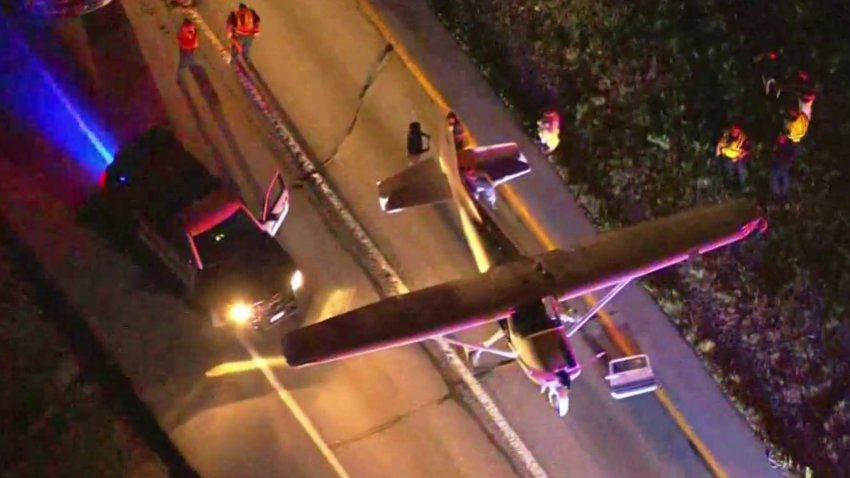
[[428, 0, 850, 475]]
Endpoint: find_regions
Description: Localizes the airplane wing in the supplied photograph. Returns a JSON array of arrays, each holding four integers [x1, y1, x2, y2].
[[282, 199, 766, 367]]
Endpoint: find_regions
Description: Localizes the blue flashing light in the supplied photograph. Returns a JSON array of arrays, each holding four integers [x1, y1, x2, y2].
[[0, 13, 116, 178]]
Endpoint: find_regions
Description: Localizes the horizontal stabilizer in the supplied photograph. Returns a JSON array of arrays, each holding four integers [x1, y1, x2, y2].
[[282, 199, 765, 367], [378, 158, 453, 213], [457, 143, 530, 186]]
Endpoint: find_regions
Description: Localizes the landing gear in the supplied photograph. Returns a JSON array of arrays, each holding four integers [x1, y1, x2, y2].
[[542, 383, 570, 417], [462, 329, 510, 367]]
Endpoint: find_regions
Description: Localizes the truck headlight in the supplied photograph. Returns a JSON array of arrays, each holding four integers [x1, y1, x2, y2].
[[226, 301, 254, 324], [289, 270, 304, 291]]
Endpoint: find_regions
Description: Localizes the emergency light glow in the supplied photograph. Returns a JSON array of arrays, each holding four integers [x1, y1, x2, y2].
[[0, 13, 115, 177], [35, 57, 113, 166]]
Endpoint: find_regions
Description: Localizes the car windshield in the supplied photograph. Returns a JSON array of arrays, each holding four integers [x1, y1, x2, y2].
[[612, 356, 649, 374], [192, 209, 258, 268]]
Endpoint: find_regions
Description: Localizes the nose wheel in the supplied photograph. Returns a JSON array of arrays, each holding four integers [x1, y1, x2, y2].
[[544, 384, 570, 417], [469, 350, 484, 368]]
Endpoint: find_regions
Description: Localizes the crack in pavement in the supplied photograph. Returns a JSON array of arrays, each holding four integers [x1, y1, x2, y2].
[[320, 43, 394, 167], [329, 391, 452, 450]]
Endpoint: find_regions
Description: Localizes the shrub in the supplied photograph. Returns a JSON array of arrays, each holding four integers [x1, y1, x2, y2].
[[431, 0, 850, 475]]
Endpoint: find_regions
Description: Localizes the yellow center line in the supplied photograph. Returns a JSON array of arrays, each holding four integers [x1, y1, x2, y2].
[[205, 357, 289, 378], [355, 2, 728, 477], [458, 203, 493, 271]]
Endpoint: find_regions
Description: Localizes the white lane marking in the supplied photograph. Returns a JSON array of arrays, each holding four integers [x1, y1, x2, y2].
[[183, 6, 547, 478], [238, 334, 351, 478], [181, 8, 351, 478]]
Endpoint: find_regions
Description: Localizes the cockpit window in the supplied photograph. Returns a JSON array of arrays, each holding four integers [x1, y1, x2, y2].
[[555, 370, 572, 389]]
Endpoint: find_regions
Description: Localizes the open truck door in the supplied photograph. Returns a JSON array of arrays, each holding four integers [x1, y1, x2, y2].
[[262, 172, 289, 236]]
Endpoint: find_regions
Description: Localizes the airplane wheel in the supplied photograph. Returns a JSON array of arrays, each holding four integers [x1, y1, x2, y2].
[[469, 350, 483, 368], [547, 386, 570, 417]]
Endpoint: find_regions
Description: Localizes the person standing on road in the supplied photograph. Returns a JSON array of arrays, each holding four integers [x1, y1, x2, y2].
[[770, 134, 796, 200], [176, 19, 199, 81], [406, 122, 430, 163], [715, 124, 751, 187], [227, 3, 261, 62], [447, 111, 467, 151]]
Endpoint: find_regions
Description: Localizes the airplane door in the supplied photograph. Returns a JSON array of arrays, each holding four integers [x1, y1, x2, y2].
[[262, 172, 289, 237]]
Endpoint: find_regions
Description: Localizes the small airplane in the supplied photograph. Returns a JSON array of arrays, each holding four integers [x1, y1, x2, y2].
[[281, 122, 767, 416]]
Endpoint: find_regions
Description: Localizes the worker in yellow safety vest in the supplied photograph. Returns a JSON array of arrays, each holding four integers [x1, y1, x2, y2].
[[537, 110, 561, 154], [227, 3, 261, 61], [785, 106, 810, 144], [715, 125, 751, 186]]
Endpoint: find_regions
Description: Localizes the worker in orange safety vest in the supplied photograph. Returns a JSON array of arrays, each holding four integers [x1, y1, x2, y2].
[[176, 19, 199, 81], [715, 125, 751, 187], [227, 3, 261, 61]]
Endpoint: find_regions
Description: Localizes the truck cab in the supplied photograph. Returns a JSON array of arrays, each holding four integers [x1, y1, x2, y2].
[[96, 127, 299, 330]]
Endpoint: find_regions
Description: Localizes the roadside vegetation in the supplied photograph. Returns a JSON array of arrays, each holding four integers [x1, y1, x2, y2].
[[0, 241, 166, 477], [429, 0, 850, 475]]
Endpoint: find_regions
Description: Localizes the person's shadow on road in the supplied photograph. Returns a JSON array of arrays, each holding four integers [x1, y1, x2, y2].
[[177, 70, 232, 187], [179, 64, 264, 205]]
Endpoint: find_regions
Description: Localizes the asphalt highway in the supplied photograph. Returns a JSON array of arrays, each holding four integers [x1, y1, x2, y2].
[[182, 0, 713, 476]]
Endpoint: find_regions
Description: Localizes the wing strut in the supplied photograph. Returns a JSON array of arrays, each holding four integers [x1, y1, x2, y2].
[[566, 279, 631, 337]]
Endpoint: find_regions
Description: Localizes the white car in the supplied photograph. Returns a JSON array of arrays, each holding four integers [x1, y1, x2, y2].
[[606, 354, 659, 400]]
